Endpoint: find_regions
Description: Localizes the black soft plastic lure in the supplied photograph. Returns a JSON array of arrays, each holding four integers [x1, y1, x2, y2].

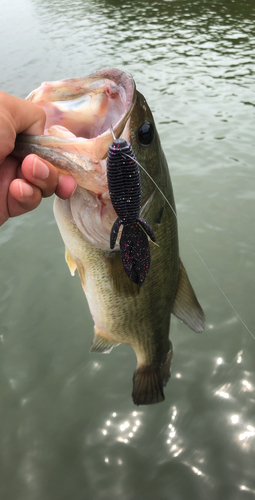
[[107, 137, 156, 286]]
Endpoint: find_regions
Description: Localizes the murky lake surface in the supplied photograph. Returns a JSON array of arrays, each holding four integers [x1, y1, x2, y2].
[[1, 0, 255, 498]]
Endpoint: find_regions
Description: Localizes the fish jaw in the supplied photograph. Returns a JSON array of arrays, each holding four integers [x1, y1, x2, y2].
[[15, 68, 136, 195], [13, 69, 136, 249], [27, 68, 136, 161]]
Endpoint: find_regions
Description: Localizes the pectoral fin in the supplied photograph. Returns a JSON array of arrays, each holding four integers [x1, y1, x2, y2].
[[104, 251, 140, 297], [172, 259, 205, 333], [110, 218, 122, 249], [90, 328, 120, 353], [65, 248, 77, 276], [140, 189, 165, 225]]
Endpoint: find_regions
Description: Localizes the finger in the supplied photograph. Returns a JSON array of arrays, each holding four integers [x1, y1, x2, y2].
[[55, 174, 77, 199], [21, 155, 58, 198], [0, 118, 17, 165], [8, 179, 42, 217], [21, 154, 76, 199], [0, 91, 46, 135], [0, 92, 46, 164], [0, 156, 20, 225]]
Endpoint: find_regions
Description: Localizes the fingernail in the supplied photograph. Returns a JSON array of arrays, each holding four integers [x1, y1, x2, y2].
[[33, 157, 49, 180], [19, 181, 33, 198]]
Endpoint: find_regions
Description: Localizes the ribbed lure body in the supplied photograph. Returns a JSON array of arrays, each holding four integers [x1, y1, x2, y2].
[[107, 138, 156, 285]]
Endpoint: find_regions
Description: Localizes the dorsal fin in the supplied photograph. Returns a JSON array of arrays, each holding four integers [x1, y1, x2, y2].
[[172, 259, 205, 333]]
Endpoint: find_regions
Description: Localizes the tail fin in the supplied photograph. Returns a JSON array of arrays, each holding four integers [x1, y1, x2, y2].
[[132, 346, 173, 405], [120, 221, 151, 286]]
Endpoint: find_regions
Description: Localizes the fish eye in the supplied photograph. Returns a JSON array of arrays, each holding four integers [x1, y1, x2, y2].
[[138, 121, 154, 146]]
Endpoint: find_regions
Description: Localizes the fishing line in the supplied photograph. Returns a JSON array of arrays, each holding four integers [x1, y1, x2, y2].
[[123, 151, 255, 341]]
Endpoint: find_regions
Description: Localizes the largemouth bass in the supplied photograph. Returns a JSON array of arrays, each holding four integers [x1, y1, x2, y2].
[[14, 68, 205, 405]]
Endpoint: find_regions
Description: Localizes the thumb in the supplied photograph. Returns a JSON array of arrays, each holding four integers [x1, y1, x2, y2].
[[0, 91, 46, 164]]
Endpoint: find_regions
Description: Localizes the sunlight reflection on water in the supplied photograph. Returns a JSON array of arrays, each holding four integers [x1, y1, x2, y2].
[[101, 410, 142, 448]]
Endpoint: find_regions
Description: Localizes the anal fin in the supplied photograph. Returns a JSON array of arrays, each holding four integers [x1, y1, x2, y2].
[[172, 259, 205, 333], [90, 328, 120, 353]]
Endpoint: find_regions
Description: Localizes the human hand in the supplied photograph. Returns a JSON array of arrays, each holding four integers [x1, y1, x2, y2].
[[0, 91, 77, 226]]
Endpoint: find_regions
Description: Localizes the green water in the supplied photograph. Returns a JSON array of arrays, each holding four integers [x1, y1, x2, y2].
[[1, 0, 255, 498]]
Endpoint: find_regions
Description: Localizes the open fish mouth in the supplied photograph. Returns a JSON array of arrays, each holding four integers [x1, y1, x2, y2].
[[15, 68, 136, 194]]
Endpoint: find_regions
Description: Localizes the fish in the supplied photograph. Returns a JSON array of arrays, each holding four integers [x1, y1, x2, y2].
[[14, 68, 205, 405]]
